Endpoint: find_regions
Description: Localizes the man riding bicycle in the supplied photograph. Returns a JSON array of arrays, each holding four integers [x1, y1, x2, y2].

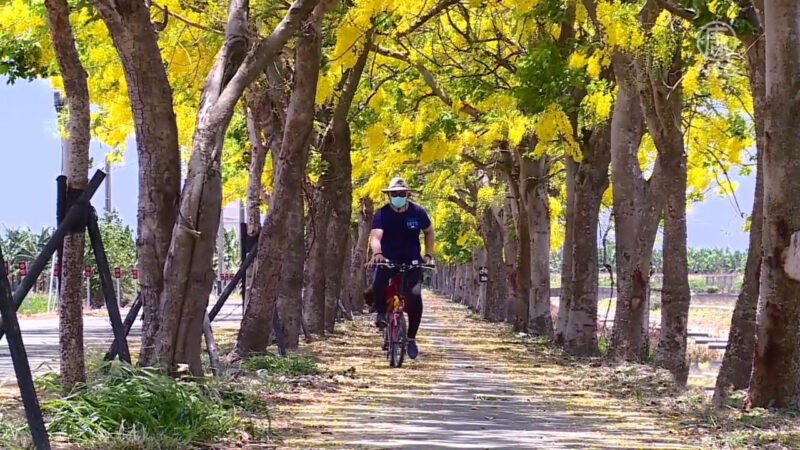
[[367, 177, 435, 360]]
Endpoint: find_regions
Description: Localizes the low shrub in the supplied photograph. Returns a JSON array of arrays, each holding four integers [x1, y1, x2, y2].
[[241, 354, 318, 376], [43, 363, 237, 448]]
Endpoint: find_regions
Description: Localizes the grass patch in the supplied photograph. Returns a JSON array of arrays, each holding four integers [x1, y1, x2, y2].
[[0, 411, 27, 449], [686, 343, 724, 364], [242, 354, 319, 376], [18, 293, 50, 315], [42, 362, 237, 448]]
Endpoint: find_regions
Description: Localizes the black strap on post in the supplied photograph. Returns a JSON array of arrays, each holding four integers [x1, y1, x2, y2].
[[239, 222, 248, 301], [104, 293, 142, 361], [55, 176, 67, 296], [0, 170, 105, 341], [65, 186, 88, 233], [0, 246, 51, 450], [86, 206, 131, 363]]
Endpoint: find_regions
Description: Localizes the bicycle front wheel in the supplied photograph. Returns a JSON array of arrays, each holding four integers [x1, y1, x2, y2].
[[389, 313, 407, 368]]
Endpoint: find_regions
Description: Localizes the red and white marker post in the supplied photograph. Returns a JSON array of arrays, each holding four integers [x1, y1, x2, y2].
[[85, 265, 92, 307]]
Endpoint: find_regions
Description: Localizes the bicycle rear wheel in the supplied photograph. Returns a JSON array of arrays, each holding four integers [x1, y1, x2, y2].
[[389, 313, 407, 368]]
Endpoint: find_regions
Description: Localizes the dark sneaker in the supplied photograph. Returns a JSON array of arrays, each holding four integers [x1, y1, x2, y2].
[[375, 312, 387, 329], [407, 339, 418, 359]]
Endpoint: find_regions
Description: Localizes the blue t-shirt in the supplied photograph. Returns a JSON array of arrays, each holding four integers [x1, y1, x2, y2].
[[372, 202, 431, 264]]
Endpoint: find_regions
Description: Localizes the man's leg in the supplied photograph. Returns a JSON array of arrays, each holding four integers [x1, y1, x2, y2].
[[405, 269, 423, 358], [372, 266, 390, 327]]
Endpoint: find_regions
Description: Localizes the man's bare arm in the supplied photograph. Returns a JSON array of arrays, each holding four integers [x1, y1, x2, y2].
[[423, 225, 435, 261]]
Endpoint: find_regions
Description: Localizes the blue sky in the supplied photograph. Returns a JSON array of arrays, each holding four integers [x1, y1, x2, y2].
[[0, 77, 756, 249], [0, 78, 139, 231]]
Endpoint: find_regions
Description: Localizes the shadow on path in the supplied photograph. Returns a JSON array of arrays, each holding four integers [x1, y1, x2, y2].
[[285, 294, 693, 449]]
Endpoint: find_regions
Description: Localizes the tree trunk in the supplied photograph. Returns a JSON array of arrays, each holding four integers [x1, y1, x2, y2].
[[713, 26, 765, 406], [244, 88, 270, 238], [523, 155, 554, 338], [556, 158, 577, 343], [308, 43, 369, 333], [91, 0, 181, 367], [234, 1, 330, 358], [321, 124, 354, 331], [340, 225, 356, 312], [633, 19, 691, 383], [565, 125, 611, 356], [748, 0, 800, 408], [501, 147, 529, 331], [608, 51, 663, 362], [303, 188, 328, 335], [45, 0, 90, 389], [156, 0, 250, 375], [246, 65, 287, 301], [277, 201, 305, 350], [156, 0, 319, 374], [655, 150, 690, 384], [501, 195, 518, 322], [345, 197, 373, 313], [478, 206, 508, 322]]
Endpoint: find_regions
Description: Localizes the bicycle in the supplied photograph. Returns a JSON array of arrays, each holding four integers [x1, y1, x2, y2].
[[373, 261, 434, 368]]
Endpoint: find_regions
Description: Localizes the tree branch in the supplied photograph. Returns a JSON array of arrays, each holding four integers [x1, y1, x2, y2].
[[448, 194, 475, 215], [371, 44, 482, 118], [150, 3, 225, 35], [655, 0, 696, 21], [396, 0, 461, 38], [213, 0, 321, 126]]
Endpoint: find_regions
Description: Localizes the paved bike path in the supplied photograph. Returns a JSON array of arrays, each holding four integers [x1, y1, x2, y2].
[[281, 293, 693, 449], [0, 300, 244, 389]]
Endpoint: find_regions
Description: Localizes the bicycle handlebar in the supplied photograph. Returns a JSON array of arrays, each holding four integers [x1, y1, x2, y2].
[[371, 261, 435, 271]]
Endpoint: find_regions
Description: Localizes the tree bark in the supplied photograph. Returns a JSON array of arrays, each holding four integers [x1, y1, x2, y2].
[[501, 195, 518, 321], [277, 203, 305, 350], [233, 1, 331, 358], [565, 125, 611, 356], [478, 205, 508, 322], [90, 0, 181, 367], [500, 146, 529, 331], [344, 197, 373, 313], [247, 63, 288, 301], [608, 50, 664, 362], [631, 14, 691, 382], [713, 21, 765, 406], [45, 0, 90, 389], [307, 42, 370, 333], [156, 0, 319, 375], [244, 88, 270, 238], [321, 123, 354, 332], [303, 186, 327, 334], [523, 155, 554, 338], [156, 0, 250, 375], [556, 158, 577, 343], [748, 0, 800, 408]]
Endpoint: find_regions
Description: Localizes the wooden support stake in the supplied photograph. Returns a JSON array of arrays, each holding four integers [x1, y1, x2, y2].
[[338, 299, 353, 321], [0, 246, 50, 450], [105, 293, 142, 361], [239, 222, 248, 303], [209, 244, 258, 321], [87, 208, 130, 363], [203, 312, 221, 376]]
